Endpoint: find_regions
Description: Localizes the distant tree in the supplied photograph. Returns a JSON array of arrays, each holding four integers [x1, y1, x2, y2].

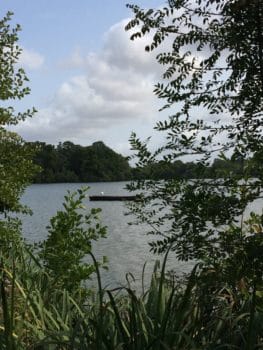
[[33, 140, 132, 183], [0, 12, 38, 214]]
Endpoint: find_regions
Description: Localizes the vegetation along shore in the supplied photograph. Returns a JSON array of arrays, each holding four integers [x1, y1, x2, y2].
[[32, 140, 258, 183], [1, 0, 263, 348]]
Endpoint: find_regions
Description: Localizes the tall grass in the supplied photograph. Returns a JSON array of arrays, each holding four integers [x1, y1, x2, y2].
[[1, 238, 263, 349]]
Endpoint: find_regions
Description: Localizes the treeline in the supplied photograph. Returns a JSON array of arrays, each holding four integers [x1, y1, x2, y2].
[[32, 141, 132, 183], [31, 141, 254, 183], [133, 158, 245, 180]]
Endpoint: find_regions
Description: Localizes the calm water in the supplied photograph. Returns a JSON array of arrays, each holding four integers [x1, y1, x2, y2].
[[20, 182, 190, 289]]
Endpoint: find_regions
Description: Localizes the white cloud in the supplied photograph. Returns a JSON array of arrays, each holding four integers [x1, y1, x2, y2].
[[20, 47, 45, 70], [15, 19, 165, 154]]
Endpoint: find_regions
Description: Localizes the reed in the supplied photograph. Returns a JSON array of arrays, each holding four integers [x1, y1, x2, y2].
[[1, 240, 263, 349]]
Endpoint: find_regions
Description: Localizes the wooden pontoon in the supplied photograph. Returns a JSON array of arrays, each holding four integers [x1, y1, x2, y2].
[[89, 195, 139, 201]]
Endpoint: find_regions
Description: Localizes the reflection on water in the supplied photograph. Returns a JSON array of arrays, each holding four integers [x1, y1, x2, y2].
[[20, 182, 190, 289]]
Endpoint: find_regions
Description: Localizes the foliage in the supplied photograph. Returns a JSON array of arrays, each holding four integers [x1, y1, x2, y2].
[[125, 0, 263, 264], [0, 237, 87, 349], [31, 139, 254, 183], [1, 243, 263, 349], [1, 4, 263, 349], [0, 187, 109, 349], [133, 156, 246, 180], [33, 140, 132, 183], [124, 3, 263, 347], [39, 187, 107, 293], [0, 11, 38, 214]]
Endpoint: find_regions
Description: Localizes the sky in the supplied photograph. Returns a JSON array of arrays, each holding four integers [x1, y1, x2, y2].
[[1, 0, 168, 156]]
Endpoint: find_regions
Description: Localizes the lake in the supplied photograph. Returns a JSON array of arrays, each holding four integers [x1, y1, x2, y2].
[[20, 182, 190, 289]]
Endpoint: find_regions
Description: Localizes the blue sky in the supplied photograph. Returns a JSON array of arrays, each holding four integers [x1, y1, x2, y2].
[[1, 1, 167, 155]]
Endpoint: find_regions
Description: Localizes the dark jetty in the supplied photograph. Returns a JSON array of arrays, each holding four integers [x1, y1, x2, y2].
[[89, 195, 138, 201]]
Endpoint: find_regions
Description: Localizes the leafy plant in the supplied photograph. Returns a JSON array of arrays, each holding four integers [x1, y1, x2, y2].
[[125, 0, 263, 265], [0, 11, 39, 215], [39, 187, 107, 293], [125, 1, 263, 346]]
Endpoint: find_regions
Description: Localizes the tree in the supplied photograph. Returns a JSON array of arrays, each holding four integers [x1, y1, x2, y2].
[[33, 140, 132, 183], [0, 11, 38, 214], [126, 0, 263, 272]]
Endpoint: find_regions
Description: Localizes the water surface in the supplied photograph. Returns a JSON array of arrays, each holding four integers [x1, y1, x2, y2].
[[20, 182, 189, 289]]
